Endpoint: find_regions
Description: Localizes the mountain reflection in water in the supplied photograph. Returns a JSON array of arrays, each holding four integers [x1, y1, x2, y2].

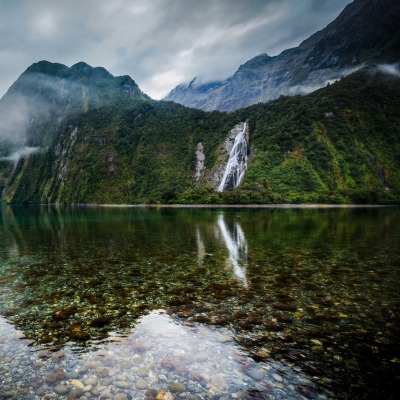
[[0, 205, 399, 399]]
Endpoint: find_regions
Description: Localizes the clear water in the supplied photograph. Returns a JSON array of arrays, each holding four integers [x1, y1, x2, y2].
[[0, 205, 399, 399]]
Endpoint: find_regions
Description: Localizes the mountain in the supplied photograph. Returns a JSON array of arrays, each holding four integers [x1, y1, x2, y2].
[[0, 61, 149, 197], [165, 0, 400, 111], [1, 61, 399, 205], [0, 60, 148, 149]]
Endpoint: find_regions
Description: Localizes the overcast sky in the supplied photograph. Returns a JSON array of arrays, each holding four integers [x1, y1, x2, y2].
[[0, 0, 351, 99]]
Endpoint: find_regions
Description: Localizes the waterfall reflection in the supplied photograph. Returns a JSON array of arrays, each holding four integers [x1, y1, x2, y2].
[[216, 213, 248, 288], [195, 213, 248, 287], [195, 227, 206, 267]]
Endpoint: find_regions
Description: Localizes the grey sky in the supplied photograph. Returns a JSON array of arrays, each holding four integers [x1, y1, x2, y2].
[[0, 0, 351, 99]]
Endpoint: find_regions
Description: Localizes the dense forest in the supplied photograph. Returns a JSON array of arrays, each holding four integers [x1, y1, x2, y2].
[[1, 66, 399, 205]]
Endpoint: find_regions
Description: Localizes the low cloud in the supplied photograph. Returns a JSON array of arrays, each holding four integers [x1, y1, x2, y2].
[[377, 63, 400, 78], [289, 66, 363, 95], [0, 146, 43, 162], [0, 70, 82, 151]]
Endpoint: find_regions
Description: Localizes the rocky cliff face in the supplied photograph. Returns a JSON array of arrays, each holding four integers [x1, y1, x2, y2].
[[166, 0, 400, 111]]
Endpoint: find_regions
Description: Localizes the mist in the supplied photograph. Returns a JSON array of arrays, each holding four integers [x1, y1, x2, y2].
[[0, 70, 84, 161], [0, 146, 43, 162], [289, 66, 363, 95], [377, 63, 400, 79]]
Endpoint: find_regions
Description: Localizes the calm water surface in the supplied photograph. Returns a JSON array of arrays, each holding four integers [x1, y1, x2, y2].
[[0, 206, 399, 399]]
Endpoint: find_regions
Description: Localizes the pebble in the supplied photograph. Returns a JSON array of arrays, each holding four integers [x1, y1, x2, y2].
[[209, 385, 220, 395], [69, 387, 84, 398], [149, 370, 158, 382], [245, 368, 264, 381], [91, 389, 101, 396], [272, 373, 283, 383], [187, 370, 201, 382], [95, 367, 109, 377], [45, 368, 66, 384], [114, 394, 128, 400], [138, 367, 149, 377], [100, 378, 113, 386], [71, 379, 84, 388], [85, 361, 98, 369], [83, 377, 97, 386], [120, 360, 132, 369], [170, 382, 185, 393], [115, 380, 130, 389], [54, 384, 69, 395], [156, 390, 174, 400], [67, 370, 80, 379], [100, 389, 112, 399], [136, 378, 148, 389], [131, 355, 144, 364]]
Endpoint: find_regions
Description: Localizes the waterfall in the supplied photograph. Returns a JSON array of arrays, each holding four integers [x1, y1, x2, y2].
[[217, 122, 248, 192]]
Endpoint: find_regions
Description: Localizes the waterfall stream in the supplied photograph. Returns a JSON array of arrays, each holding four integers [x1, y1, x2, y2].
[[217, 122, 248, 192]]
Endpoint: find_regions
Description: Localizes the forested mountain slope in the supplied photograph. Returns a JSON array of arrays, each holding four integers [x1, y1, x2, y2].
[[1, 63, 399, 205]]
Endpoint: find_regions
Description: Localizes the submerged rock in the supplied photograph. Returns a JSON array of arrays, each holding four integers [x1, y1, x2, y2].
[[54, 384, 69, 395], [156, 390, 174, 400], [136, 378, 148, 390]]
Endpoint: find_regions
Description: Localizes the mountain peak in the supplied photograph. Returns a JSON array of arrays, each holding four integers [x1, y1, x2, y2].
[[166, 0, 400, 111], [16, 60, 149, 100], [70, 62, 112, 80], [24, 60, 69, 77], [70, 61, 92, 70]]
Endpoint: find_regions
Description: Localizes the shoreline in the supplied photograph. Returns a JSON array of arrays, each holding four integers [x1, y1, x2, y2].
[[29, 203, 399, 208], [99, 204, 397, 208], [2, 203, 398, 209]]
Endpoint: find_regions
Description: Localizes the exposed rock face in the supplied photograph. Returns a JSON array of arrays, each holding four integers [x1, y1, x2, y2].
[[208, 122, 249, 190], [217, 122, 248, 192], [166, 0, 400, 111], [193, 142, 205, 187]]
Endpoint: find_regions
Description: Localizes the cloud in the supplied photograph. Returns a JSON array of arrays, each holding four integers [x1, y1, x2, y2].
[[0, 146, 43, 162], [377, 63, 400, 79], [0, 0, 351, 99], [288, 66, 364, 95], [0, 71, 78, 151]]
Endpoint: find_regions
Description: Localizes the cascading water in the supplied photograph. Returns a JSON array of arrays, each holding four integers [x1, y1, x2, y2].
[[217, 122, 248, 192]]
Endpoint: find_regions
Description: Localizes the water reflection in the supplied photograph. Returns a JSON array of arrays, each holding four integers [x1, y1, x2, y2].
[[195, 213, 249, 286], [195, 227, 205, 267], [216, 213, 248, 287], [0, 205, 399, 399]]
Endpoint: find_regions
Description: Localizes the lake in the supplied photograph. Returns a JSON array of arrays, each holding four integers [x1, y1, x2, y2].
[[0, 205, 399, 399]]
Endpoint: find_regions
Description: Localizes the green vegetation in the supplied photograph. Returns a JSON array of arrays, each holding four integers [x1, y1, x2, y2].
[[2, 68, 400, 204]]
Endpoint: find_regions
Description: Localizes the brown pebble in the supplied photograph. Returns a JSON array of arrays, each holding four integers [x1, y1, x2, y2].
[[169, 382, 185, 393], [45, 368, 66, 385], [156, 390, 174, 400]]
